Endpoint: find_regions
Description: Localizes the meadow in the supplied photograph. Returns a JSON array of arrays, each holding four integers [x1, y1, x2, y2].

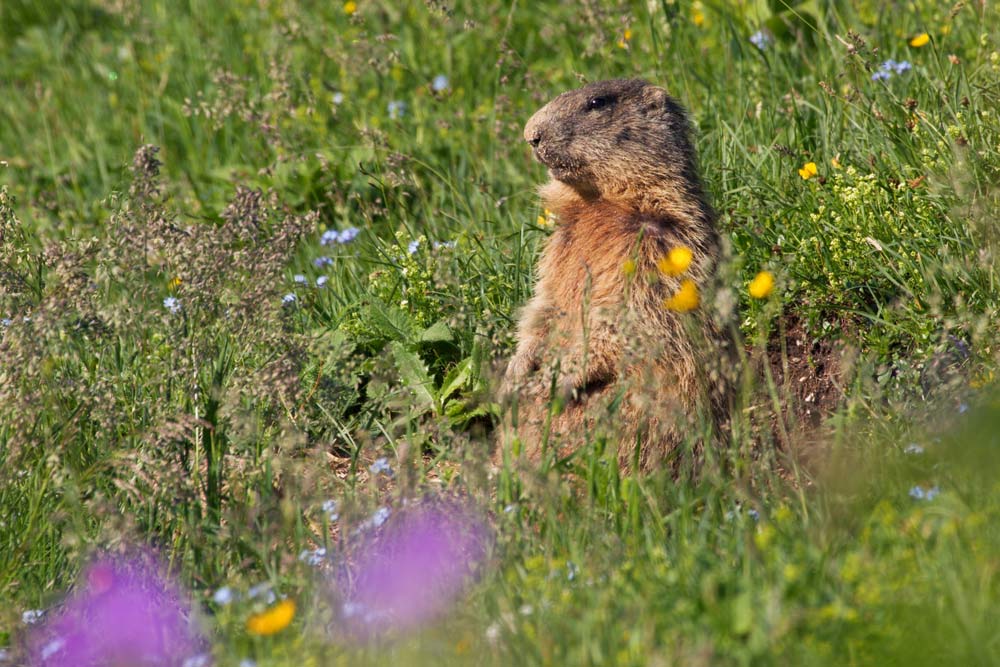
[[2, 0, 1000, 665]]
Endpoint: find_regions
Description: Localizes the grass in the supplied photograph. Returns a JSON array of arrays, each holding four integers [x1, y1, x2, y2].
[[2, 0, 1000, 665]]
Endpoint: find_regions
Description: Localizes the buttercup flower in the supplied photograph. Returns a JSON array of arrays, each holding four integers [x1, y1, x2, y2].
[[657, 246, 693, 276], [798, 161, 818, 180], [909, 32, 930, 48], [343, 1, 357, 15], [664, 279, 700, 312], [748, 271, 775, 299], [246, 599, 296, 636]]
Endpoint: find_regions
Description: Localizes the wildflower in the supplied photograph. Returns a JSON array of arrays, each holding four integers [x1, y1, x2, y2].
[[617, 28, 633, 49], [316, 275, 329, 288], [27, 555, 202, 666], [168, 276, 182, 289], [281, 293, 296, 305], [239, 660, 257, 667], [431, 74, 449, 92], [332, 91, 345, 105], [871, 69, 891, 82], [313, 255, 333, 268], [893, 60, 912, 73], [433, 240, 456, 250], [320, 227, 360, 245], [749, 30, 771, 50], [299, 547, 327, 567], [830, 155, 842, 169], [691, 1, 705, 26], [748, 270, 775, 299], [909, 485, 940, 500], [163, 296, 181, 314], [0, 318, 11, 327], [371, 506, 391, 528], [970, 370, 995, 388], [958, 402, 969, 414], [566, 561, 579, 581], [293, 274, 308, 285], [387, 100, 407, 120], [909, 32, 930, 48], [903, 443, 925, 455], [536, 208, 556, 226], [337, 501, 490, 638], [322, 499, 340, 522], [212, 586, 236, 605], [22, 609, 45, 625], [407, 239, 421, 254], [182, 654, 211, 667], [798, 161, 818, 180], [246, 599, 296, 636], [343, 1, 357, 15], [657, 246, 693, 276], [369, 457, 393, 477], [664, 279, 700, 312], [622, 259, 637, 276]]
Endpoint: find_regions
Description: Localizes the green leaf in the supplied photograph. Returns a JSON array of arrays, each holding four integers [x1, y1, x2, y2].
[[439, 357, 473, 403], [390, 342, 436, 413], [418, 319, 453, 344]]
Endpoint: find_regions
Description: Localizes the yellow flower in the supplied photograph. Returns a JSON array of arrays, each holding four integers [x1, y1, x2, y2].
[[692, 10, 705, 26], [909, 32, 930, 47], [970, 370, 995, 389], [657, 246, 693, 276], [748, 271, 775, 299], [664, 279, 700, 312], [246, 599, 296, 636], [343, 0, 357, 15], [536, 208, 556, 226], [617, 29, 633, 49], [830, 155, 842, 169], [622, 258, 637, 276], [798, 162, 818, 180], [168, 276, 182, 289]]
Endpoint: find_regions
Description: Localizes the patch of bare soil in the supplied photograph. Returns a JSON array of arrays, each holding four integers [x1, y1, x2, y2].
[[760, 314, 855, 471]]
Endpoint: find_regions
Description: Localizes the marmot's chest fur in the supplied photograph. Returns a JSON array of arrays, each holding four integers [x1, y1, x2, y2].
[[499, 78, 734, 471]]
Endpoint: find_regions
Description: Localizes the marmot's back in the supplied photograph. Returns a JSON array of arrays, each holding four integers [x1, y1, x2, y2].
[[501, 79, 735, 472]]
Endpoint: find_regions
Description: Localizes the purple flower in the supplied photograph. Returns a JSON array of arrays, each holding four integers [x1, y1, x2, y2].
[[749, 30, 771, 50], [431, 75, 449, 92], [163, 296, 181, 314], [316, 275, 329, 288], [321, 227, 361, 246], [387, 100, 407, 120], [282, 293, 297, 305], [407, 239, 421, 254], [293, 274, 308, 285], [313, 256, 333, 268], [368, 457, 393, 477], [909, 485, 941, 501], [27, 555, 203, 666], [871, 69, 892, 81], [335, 500, 490, 639]]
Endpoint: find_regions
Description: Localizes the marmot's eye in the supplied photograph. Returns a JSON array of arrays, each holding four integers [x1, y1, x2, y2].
[[587, 96, 613, 111]]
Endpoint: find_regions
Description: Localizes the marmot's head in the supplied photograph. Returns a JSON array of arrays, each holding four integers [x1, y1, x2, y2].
[[524, 79, 703, 207]]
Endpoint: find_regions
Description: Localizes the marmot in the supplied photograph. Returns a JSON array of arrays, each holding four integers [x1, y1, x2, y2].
[[500, 78, 735, 472]]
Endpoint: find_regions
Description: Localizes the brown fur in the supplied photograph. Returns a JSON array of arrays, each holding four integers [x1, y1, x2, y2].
[[499, 79, 736, 472]]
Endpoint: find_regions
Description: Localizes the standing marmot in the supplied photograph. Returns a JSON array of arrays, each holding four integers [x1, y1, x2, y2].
[[500, 78, 735, 472]]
